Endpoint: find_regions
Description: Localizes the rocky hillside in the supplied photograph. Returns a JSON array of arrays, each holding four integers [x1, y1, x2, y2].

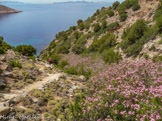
[[40, 0, 162, 63], [0, 4, 21, 14]]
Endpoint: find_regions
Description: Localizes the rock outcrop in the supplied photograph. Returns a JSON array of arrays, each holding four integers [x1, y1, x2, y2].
[[0, 5, 21, 14]]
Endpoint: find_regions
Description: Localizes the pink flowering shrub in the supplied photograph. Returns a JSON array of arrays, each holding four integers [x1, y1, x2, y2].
[[71, 60, 162, 121]]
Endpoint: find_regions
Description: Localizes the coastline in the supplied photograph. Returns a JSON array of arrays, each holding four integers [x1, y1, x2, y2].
[[0, 10, 22, 14]]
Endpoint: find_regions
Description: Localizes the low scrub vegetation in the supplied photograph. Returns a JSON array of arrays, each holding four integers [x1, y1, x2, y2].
[[107, 9, 114, 17], [94, 23, 101, 32], [0, 36, 12, 54], [120, 19, 159, 57], [15, 45, 36, 56], [112, 1, 120, 10], [88, 33, 116, 53], [153, 1, 162, 20], [117, 0, 140, 21], [64, 66, 91, 80], [8, 60, 22, 69], [102, 48, 122, 64]]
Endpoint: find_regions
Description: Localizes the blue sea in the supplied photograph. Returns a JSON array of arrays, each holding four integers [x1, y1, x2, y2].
[[0, 2, 111, 54]]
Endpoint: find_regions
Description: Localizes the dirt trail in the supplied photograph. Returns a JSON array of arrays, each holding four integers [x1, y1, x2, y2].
[[1, 61, 63, 102]]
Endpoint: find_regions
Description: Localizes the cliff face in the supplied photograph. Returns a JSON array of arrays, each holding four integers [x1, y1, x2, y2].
[[0, 4, 21, 14]]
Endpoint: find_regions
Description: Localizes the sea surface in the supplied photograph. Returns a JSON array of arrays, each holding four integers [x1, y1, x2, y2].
[[0, 2, 111, 54]]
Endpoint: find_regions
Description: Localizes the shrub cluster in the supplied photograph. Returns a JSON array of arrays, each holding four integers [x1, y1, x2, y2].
[[112, 1, 120, 10], [72, 44, 85, 54], [15, 45, 36, 56], [152, 55, 162, 63], [8, 60, 22, 69], [153, 1, 162, 20], [120, 19, 157, 57], [0, 36, 12, 54], [107, 9, 114, 17], [102, 48, 122, 64], [79, 23, 85, 30], [117, 0, 140, 21], [89, 33, 116, 53], [94, 23, 101, 32], [64, 66, 91, 80]]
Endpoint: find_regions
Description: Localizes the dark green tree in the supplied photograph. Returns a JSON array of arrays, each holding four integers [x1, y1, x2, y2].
[[16, 45, 36, 56], [77, 19, 83, 25], [94, 23, 101, 32]]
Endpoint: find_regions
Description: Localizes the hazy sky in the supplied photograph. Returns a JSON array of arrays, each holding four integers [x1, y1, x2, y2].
[[1, 0, 124, 4]]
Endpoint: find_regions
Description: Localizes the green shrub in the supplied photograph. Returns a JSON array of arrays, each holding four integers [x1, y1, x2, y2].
[[85, 22, 90, 31], [0, 47, 6, 54], [0, 36, 12, 54], [98, 33, 116, 53], [79, 66, 91, 80], [102, 48, 122, 64], [112, 1, 120, 10], [56, 45, 70, 54], [107, 9, 114, 17], [8, 60, 22, 69], [64, 67, 79, 75], [29, 56, 36, 61], [152, 55, 162, 63], [149, 44, 156, 51], [156, 15, 162, 33], [59, 61, 69, 69], [55, 31, 68, 40], [94, 23, 101, 32], [132, 3, 140, 11], [74, 32, 79, 40], [79, 23, 85, 30], [101, 20, 107, 29], [89, 33, 116, 53], [153, 1, 162, 20], [117, 0, 139, 21], [0, 36, 3, 46], [77, 19, 83, 25], [72, 44, 85, 54], [120, 19, 159, 57], [64, 66, 91, 79], [121, 19, 147, 49], [16, 45, 36, 56], [93, 22, 119, 37], [158, 39, 162, 45], [47, 42, 56, 51], [119, 13, 128, 22], [143, 53, 149, 60]]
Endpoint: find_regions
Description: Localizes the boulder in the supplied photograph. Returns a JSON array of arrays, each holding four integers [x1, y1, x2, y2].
[[0, 78, 6, 89], [5, 50, 16, 59], [9, 118, 18, 121], [47, 73, 66, 83], [0, 64, 11, 72], [0, 56, 6, 62], [1, 72, 13, 78], [79, 75, 86, 82], [71, 75, 86, 82]]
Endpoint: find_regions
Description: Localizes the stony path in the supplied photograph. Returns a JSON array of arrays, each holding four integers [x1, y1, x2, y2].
[[0, 62, 65, 110]]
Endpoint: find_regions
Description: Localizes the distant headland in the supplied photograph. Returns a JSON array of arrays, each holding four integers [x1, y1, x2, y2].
[[0, 4, 21, 14]]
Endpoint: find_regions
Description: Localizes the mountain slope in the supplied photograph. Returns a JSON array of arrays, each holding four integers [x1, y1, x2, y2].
[[40, 0, 161, 63], [0, 4, 21, 14]]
